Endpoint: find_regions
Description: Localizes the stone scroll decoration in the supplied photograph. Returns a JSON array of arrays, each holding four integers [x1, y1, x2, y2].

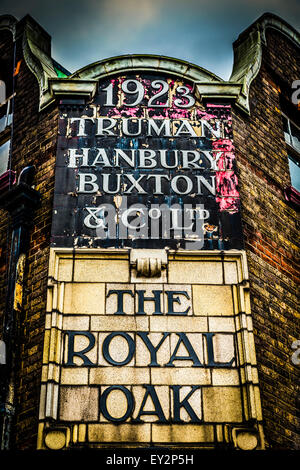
[[52, 74, 243, 250]]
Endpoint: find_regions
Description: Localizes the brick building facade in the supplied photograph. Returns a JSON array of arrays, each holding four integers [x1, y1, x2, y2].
[[0, 12, 299, 451]]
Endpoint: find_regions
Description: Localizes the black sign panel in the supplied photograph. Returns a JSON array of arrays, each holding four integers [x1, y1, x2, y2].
[[51, 73, 243, 249]]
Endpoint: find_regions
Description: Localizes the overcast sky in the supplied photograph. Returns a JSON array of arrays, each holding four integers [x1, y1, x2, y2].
[[0, 0, 299, 80]]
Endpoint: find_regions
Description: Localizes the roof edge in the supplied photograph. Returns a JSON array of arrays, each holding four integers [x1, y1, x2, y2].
[[69, 54, 223, 84], [230, 12, 300, 114]]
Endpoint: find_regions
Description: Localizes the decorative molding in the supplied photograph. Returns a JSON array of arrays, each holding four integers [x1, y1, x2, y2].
[[21, 17, 57, 110], [230, 13, 300, 114], [130, 249, 168, 277], [49, 78, 98, 100], [70, 54, 222, 83]]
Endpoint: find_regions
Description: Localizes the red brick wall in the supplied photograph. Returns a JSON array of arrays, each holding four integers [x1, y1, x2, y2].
[[233, 29, 300, 449]]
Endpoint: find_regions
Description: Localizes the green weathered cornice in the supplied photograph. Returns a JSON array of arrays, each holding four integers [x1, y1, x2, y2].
[[20, 16, 58, 110], [230, 12, 300, 113], [70, 54, 222, 83]]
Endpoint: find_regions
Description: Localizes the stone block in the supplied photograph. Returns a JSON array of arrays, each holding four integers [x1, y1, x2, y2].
[[152, 424, 214, 443], [60, 367, 88, 385], [106, 284, 135, 315], [150, 316, 207, 333], [202, 386, 243, 422], [98, 332, 135, 366], [63, 283, 105, 314], [63, 331, 97, 366], [132, 385, 170, 422], [135, 284, 164, 315], [62, 315, 90, 331], [90, 367, 150, 385], [90, 316, 149, 331], [192, 285, 234, 316], [212, 369, 240, 386], [88, 424, 151, 442], [57, 258, 73, 282], [151, 367, 211, 385], [59, 386, 99, 421], [208, 317, 235, 332], [168, 261, 223, 284], [135, 332, 171, 367], [224, 262, 239, 284], [164, 284, 192, 315], [203, 333, 236, 365], [169, 385, 202, 422], [74, 259, 129, 282]]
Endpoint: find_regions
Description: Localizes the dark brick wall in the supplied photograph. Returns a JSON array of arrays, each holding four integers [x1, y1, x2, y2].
[[0, 29, 15, 344], [233, 29, 300, 449], [0, 26, 59, 449]]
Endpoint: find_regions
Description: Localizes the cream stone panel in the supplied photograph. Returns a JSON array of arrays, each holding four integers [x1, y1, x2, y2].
[[106, 284, 135, 315], [74, 259, 129, 282], [169, 332, 204, 367], [212, 369, 240, 386], [39, 384, 46, 419], [150, 316, 207, 333], [97, 332, 135, 367], [63, 283, 105, 314], [203, 387, 243, 422], [57, 258, 73, 282], [59, 386, 99, 421], [169, 385, 202, 422], [192, 285, 234, 316], [208, 317, 235, 332], [63, 332, 97, 366], [78, 424, 86, 442], [60, 367, 88, 385], [168, 261, 223, 284], [135, 332, 171, 367], [37, 423, 45, 450], [90, 367, 150, 385], [163, 284, 192, 315], [46, 288, 53, 313], [88, 423, 151, 442], [91, 316, 149, 331], [100, 386, 134, 422], [132, 385, 170, 422], [151, 368, 211, 385], [62, 315, 90, 331], [135, 284, 165, 315], [152, 424, 214, 443], [203, 333, 236, 365], [224, 262, 238, 284]]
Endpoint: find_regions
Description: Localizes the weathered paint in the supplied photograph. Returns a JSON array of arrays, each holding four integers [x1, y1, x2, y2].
[[52, 73, 243, 250]]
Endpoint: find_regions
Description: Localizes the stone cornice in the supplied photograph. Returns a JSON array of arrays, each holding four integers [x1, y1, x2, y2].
[[20, 16, 58, 110], [69, 54, 222, 83], [230, 12, 300, 114]]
